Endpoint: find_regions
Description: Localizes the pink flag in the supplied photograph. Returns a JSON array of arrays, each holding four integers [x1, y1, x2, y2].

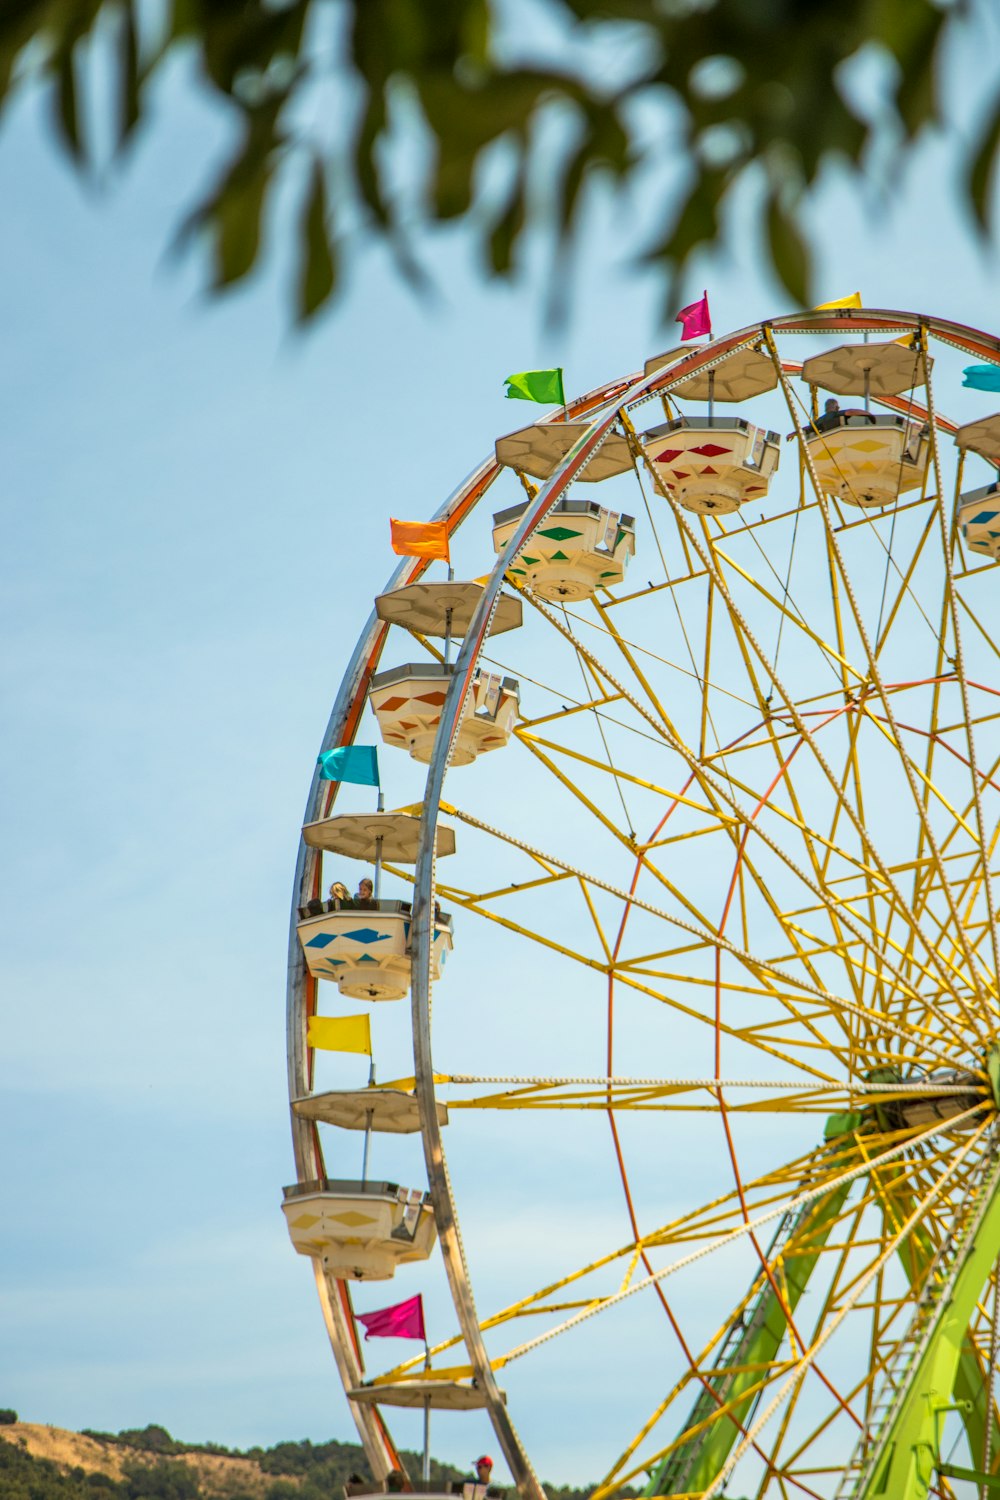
[[356, 1293, 426, 1341], [676, 292, 712, 342]]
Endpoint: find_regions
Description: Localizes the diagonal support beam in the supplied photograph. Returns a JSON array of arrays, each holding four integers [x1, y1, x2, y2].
[[642, 1150, 855, 1497]]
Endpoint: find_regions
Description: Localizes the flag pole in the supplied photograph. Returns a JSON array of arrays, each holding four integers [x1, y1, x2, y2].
[[708, 369, 715, 423], [422, 1337, 431, 1483], [444, 559, 455, 664], [374, 788, 384, 898], [361, 1057, 375, 1184]]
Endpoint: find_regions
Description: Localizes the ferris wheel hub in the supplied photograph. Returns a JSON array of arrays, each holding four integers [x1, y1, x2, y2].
[[875, 1070, 989, 1132]]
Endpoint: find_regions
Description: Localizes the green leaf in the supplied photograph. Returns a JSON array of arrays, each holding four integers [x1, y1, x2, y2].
[[430, 129, 478, 221], [54, 41, 83, 162], [969, 91, 1000, 235], [213, 174, 269, 286], [296, 156, 336, 321], [460, 0, 490, 66], [118, 0, 140, 150], [766, 191, 809, 307], [486, 158, 526, 277], [348, 0, 392, 230], [0, 3, 47, 106], [418, 72, 551, 223], [177, 98, 286, 287], [877, 0, 945, 137]]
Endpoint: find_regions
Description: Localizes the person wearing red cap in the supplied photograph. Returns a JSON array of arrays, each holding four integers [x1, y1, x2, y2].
[[461, 1455, 500, 1498]]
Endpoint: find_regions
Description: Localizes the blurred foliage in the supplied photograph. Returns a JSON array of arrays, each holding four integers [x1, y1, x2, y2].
[[0, 0, 986, 322]]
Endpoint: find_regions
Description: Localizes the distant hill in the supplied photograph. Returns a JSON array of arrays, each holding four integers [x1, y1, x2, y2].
[[0, 1420, 607, 1500]]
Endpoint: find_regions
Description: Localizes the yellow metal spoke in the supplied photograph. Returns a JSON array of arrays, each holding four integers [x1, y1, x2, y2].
[[767, 339, 997, 1035], [434, 801, 961, 1070]]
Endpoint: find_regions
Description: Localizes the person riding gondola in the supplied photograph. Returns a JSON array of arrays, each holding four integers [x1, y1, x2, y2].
[[812, 396, 876, 433], [454, 1456, 503, 1500]]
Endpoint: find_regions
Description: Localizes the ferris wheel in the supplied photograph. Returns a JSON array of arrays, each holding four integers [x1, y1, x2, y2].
[[283, 309, 1000, 1500]]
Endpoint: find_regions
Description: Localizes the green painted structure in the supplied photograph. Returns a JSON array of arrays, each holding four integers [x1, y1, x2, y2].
[[856, 1150, 1000, 1498], [643, 1070, 1000, 1499]]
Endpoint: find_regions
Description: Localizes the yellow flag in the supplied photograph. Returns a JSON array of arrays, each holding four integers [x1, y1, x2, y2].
[[307, 1013, 372, 1055], [814, 292, 862, 310]]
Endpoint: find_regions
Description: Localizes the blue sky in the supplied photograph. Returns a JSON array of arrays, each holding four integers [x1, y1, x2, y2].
[[3, 3, 1000, 1488]]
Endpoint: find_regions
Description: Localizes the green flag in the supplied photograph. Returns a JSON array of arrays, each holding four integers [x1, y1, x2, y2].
[[504, 368, 565, 405]]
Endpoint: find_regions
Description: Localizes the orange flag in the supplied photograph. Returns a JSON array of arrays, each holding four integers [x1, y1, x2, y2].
[[390, 517, 451, 562]]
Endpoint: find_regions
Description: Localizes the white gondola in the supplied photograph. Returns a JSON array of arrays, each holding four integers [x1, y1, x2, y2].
[[292, 1089, 449, 1133], [281, 1178, 437, 1280], [804, 413, 930, 509], [348, 1380, 502, 1410], [492, 497, 636, 600], [800, 341, 931, 509], [957, 480, 1000, 561], [296, 898, 452, 1001], [639, 416, 780, 515], [374, 579, 522, 638], [495, 420, 632, 483], [955, 413, 1000, 467], [301, 811, 456, 862], [801, 341, 929, 400], [369, 662, 519, 766], [644, 344, 778, 400]]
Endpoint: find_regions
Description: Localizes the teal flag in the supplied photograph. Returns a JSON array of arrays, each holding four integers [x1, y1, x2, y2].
[[504, 367, 566, 405], [317, 745, 380, 786], [962, 364, 1000, 391]]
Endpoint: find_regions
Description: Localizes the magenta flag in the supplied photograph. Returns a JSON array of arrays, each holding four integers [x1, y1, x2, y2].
[[356, 1293, 426, 1341], [676, 292, 712, 342]]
